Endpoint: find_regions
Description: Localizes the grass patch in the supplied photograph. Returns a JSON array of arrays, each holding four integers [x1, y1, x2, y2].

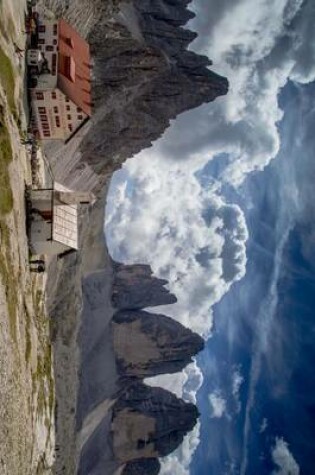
[[0, 220, 18, 342], [0, 107, 13, 215], [0, 46, 16, 118]]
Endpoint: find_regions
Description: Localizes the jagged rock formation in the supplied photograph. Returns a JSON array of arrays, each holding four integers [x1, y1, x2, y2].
[[43, 0, 228, 193], [81, 0, 228, 179], [122, 458, 161, 475], [113, 309, 204, 378], [43, 1, 229, 473], [111, 382, 199, 464], [112, 262, 177, 309]]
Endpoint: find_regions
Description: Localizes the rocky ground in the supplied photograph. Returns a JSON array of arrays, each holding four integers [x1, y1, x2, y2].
[[0, 1, 55, 473]]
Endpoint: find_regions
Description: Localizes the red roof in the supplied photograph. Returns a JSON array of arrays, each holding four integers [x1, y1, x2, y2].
[[58, 20, 92, 116]]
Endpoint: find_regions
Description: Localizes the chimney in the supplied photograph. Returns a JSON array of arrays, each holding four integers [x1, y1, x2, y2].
[[55, 190, 96, 206]]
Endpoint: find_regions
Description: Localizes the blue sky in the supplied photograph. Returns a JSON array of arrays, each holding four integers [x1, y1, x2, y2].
[[191, 81, 315, 474], [105, 1, 315, 473]]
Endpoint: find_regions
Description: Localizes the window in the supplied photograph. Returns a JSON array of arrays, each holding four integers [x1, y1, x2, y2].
[[77, 115, 83, 120], [77, 107, 81, 113], [53, 39, 57, 45], [68, 124, 73, 132], [52, 54, 57, 75], [55, 116, 60, 127], [59, 54, 75, 82], [67, 114, 71, 120], [51, 91, 57, 99], [36, 92, 44, 100], [43, 131, 50, 137], [65, 37, 74, 48], [38, 106, 46, 113], [38, 38, 45, 45], [54, 106, 58, 113], [38, 25, 46, 33], [66, 98, 70, 103], [45, 45, 54, 52], [53, 24, 58, 35]]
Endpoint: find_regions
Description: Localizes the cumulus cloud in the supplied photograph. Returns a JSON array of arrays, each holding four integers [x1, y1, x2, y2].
[[106, 158, 248, 337], [146, 360, 204, 405], [105, 0, 315, 473], [271, 438, 300, 475], [154, 0, 315, 187], [208, 391, 227, 419]]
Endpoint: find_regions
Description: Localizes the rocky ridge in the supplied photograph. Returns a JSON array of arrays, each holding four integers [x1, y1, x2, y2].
[[43, 1, 229, 473], [76, 261, 204, 473], [43, 0, 228, 193], [112, 382, 199, 461]]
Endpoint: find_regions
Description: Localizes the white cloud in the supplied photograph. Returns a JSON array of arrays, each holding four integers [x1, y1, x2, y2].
[[231, 367, 244, 413], [146, 360, 204, 405], [232, 367, 244, 398], [105, 0, 315, 473], [259, 418, 268, 434], [272, 438, 300, 475], [208, 391, 227, 419], [155, 0, 315, 190], [106, 160, 248, 337]]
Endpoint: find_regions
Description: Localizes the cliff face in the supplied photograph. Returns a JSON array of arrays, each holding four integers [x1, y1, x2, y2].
[[112, 262, 177, 309], [112, 382, 199, 463], [113, 309, 204, 378], [43, 0, 228, 193], [122, 458, 160, 475], [81, 0, 228, 180]]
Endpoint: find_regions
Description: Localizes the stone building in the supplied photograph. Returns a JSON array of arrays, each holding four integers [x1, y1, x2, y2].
[[29, 10, 92, 140]]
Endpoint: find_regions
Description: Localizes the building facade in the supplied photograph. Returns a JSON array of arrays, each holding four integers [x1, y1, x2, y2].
[[30, 13, 92, 141], [29, 183, 95, 255]]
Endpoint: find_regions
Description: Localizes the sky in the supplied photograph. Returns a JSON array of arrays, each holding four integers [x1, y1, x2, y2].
[[105, 1, 315, 473]]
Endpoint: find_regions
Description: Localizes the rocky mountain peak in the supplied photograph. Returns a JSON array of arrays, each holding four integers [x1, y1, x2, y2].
[[112, 382, 199, 463], [45, 0, 228, 195], [112, 262, 177, 309], [44, 1, 228, 473], [113, 309, 204, 378]]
